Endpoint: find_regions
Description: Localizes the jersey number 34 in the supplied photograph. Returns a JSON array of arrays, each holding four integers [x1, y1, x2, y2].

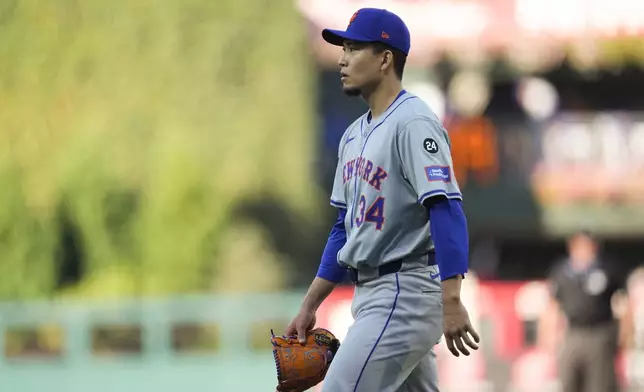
[[355, 195, 385, 230]]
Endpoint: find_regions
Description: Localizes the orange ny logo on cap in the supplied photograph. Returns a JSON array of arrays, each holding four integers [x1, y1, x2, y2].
[[348, 11, 359, 27], [381, 31, 390, 39]]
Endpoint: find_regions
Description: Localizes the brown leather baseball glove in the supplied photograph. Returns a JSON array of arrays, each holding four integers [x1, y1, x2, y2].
[[271, 327, 340, 392]]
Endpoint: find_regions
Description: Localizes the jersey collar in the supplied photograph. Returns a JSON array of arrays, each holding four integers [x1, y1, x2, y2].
[[366, 89, 407, 124]]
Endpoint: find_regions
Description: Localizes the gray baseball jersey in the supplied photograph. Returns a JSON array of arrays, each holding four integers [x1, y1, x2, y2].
[[321, 90, 457, 392], [330, 90, 462, 270]]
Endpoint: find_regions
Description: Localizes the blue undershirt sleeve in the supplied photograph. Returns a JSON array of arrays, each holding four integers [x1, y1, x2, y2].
[[428, 198, 469, 280], [316, 208, 348, 283]]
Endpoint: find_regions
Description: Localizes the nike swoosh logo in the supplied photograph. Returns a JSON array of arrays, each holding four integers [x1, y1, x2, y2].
[[345, 136, 356, 145], [430, 272, 440, 280]]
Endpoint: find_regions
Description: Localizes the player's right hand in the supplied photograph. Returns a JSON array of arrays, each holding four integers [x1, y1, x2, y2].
[[284, 309, 317, 344]]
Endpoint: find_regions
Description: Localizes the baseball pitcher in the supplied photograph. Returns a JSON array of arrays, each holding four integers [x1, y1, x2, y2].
[[283, 8, 480, 392]]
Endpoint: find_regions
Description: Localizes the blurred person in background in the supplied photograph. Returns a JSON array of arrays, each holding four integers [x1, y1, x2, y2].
[[620, 267, 644, 389], [539, 230, 626, 392]]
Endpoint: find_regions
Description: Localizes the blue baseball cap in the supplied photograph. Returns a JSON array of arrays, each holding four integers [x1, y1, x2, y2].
[[322, 8, 411, 56]]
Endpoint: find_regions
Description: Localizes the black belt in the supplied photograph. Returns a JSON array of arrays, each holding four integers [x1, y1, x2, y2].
[[347, 253, 436, 284]]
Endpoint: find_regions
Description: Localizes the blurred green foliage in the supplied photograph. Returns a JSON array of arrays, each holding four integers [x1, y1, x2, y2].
[[0, 0, 316, 298]]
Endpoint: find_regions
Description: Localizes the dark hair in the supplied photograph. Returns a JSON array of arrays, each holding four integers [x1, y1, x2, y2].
[[371, 42, 407, 80], [572, 229, 597, 242]]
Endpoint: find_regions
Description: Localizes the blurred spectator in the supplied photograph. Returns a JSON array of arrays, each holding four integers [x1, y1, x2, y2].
[[539, 230, 626, 392], [622, 268, 644, 388]]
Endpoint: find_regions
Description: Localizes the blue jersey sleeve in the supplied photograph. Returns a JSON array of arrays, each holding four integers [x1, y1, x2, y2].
[[427, 198, 469, 280], [316, 208, 348, 283]]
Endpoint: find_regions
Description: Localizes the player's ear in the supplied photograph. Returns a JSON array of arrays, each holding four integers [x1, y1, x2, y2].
[[380, 50, 394, 72]]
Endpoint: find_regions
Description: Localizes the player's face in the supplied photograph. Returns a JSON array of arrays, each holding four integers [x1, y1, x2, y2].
[[338, 41, 384, 97]]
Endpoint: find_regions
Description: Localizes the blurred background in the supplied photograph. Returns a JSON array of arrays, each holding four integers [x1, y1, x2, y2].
[[1, 0, 644, 391]]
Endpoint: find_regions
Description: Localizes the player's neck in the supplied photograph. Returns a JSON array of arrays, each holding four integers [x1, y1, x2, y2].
[[363, 80, 404, 120]]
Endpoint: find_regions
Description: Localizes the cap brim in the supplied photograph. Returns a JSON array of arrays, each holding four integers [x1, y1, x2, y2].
[[321, 29, 371, 46]]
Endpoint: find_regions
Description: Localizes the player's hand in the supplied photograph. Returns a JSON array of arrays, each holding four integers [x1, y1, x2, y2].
[[442, 298, 480, 357], [284, 309, 316, 344]]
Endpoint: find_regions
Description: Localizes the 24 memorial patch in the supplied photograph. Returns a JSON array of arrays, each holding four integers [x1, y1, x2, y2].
[[423, 138, 439, 154]]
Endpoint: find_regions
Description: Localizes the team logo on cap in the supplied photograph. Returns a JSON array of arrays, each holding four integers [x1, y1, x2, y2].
[[348, 11, 359, 27], [381, 31, 390, 39]]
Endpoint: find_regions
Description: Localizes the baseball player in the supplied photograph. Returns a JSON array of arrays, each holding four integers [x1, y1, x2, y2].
[[285, 8, 479, 391]]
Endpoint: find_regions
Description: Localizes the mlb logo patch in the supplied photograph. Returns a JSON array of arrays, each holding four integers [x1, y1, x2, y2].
[[425, 166, 451, 182]]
